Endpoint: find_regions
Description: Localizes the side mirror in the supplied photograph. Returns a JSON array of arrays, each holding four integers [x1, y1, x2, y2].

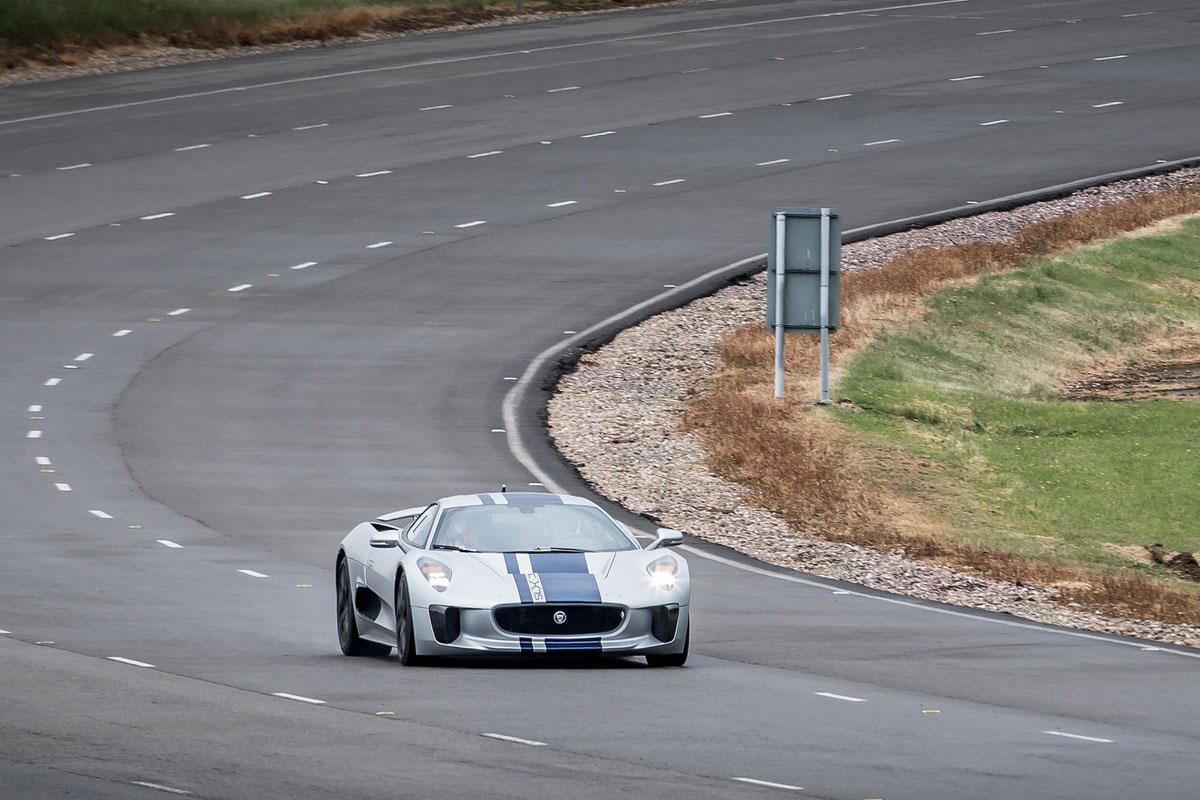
[[369, 525, 401, 548], [646, 528, 684, 550]]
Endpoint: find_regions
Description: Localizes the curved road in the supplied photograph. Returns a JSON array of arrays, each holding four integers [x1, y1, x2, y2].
[[2, 1, 1199, 798]]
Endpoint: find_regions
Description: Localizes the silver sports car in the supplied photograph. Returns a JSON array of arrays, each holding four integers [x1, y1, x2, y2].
[[335, 492, 691, 666]]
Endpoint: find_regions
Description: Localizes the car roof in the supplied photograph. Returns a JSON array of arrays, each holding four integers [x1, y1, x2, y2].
[[437, 492, 599, 509]]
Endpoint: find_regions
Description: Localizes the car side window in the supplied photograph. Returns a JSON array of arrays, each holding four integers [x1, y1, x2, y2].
[[404, 506, 436, 548]]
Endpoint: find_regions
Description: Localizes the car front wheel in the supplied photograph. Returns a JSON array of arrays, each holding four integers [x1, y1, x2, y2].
[[645, 622, 689, 667], [395, 574, 422, 666], [336, 558, 390, 657]]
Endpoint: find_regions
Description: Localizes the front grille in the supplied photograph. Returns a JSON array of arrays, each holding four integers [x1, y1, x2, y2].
[[494, 604, 625, 636]]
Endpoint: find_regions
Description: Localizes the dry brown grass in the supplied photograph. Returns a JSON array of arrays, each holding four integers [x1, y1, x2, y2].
[[686, 189, 1200, 626]]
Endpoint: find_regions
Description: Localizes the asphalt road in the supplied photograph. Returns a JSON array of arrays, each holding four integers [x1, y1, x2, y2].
[[2, 1, 1199, 798]]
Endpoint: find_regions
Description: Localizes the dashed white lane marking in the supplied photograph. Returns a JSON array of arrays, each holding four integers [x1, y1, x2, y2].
[[356, 170, 392, 177], [293, 122, 330, 130], [468, 150, 503, 159], [107, 656, 154, 668], [157, 539, 183, 548], [240, 191, 271, 199], [653, 178, 686, 186], [36, 457, 51, 465], [238, 569, 268, 578], [89, 510, 113, 519], [815, 691, 867, 702], [1092, 101, 1124, 108], [55, 483, 72, 491], [366, 241, 393, 249], [113, 329, 132, 337], [528, 482, 544, 487], [131, 781, 190, 795], [272, 692, 325, 704], [291, 261, 317, 270], [1093, 54, 1127, 61], [62, 365, 80, 370], [504, 377, 518, 381], [0, 629, 9, 635], [547, 86, 580, 93], [949, 74, 983, 81], [731, 777, 804, 791], [976, 28, 1014, 35], [979, 119, 1009, 126], [1044, 731, 1113, 743], [817, 93, 852, 100], [44, 378, 62, 386], [419, 104, 454, 111], [581, 130, 616, 138], [682, 68, 710, 74], [74, 353, 93, 362], [44, 233, 75, 240], [699, 111, 733, 119], [864, 138, 900, 146], [167, 308, 190, 316], [455, 220, 487, 228], [27, 430, 42, 438], [174, 143, 210, 151], [481, 733, 547, 746], [756, 158, 790, 166], [140, 212, 176, 220], [547, 200, 578, 208], [832, 590, 852, 594], [56, 163, 91, 171], [228, 284, 253, 292], [28, 405, 42, 412], [1122, 11, 1154, 16]]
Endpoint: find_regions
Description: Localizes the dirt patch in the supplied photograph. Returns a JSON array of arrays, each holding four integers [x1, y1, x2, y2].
[[1149, 545, 1200, 582], [1102, 543, 1155, 566], [1061, 330, 1200, 402]]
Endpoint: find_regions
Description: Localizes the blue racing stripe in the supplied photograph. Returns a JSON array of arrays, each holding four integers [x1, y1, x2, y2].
[[477, 493, 496, 505], [519, 637, 534, 653], [545, 637, 602, 652], [539, 572, 601, 603], [528, 552, 589, 574], [503, 552, 533, 603]]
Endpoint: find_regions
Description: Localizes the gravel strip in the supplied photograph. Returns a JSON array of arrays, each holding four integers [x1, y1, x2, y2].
[[549, 166, 1200, 648]]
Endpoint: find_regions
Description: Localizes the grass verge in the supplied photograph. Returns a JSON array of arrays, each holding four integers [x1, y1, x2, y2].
[[687, 192, 1200, 625]]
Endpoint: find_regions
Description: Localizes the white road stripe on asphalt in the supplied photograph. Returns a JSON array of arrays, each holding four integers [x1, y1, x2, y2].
[[581, 130, 615, 138], [653, 179, 686, 186], [976, 28, 1014, 35], [366, 241, 393, 249], [228, 284, 252, 292], [547, 200, 578, 208], [482, 733, 546, 746], [75, 353, 93, 362], [36, 457, 51, 465], [272, 692, 325, 704], [141, 213, 176, 220], [979, 119, 1009, 126], [89, 510, 113, 519], [732, 777, 805, 791], [57, 163, 91, 171], [28, 405, 42, 412], [157, 540, 184, 548], [949, 75, 983, 81], [468, 150, 503, 159], [131, 781, 190, 795], [455, 220, 487, 228], [1093, 55, 1127, 61], [238, 569, 269, 578], [419, 104, 453, 111], [293, 123, 330, 130], [114, 330, 132, 336], [44, 378, 61, 386], [107, 656, 155, 668], [45, 233, 75, 240], [55, 483, 72, 491], [1044, 731, 1113, 743], [547, 86, 580, 92], [1092, 101, 1124, 108], [864, 139, 900, 146], [699, 112, 733, 118], [167, 308, 190, 316], [240, 192, 271, 199], [174, 143, 210, 151], [817, 93, 852, 100], [27, 430, 42, 438], [291, 261, 318, 270], [356, 170, 392, 177], [815, 692, 866, 702], [756, 159, 790, 166]]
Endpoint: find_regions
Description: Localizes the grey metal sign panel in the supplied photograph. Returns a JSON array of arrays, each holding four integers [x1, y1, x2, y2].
[[766, 208, 840, 332]]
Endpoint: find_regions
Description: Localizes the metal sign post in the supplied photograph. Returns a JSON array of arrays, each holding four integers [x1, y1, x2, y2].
[[766, 207, 841, 402]]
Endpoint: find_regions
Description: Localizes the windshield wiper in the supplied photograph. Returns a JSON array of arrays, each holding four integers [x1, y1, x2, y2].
[[508, 547, 588, 553], [431, 543, 478, 552]]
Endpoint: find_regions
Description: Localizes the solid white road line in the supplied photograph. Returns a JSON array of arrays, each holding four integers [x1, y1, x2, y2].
[[0, 629, 9, 635], [141, 212, 176, 220], [131, 781, 190, 795], [356, 170, 392, 177], [238, 569, 268, 578], [699, 112, 733, 118], [272, 692, 325, 704], [293, 123, 330, 130], [581, 130, 615, 138], [817, 93, 852, 100], [468, 150, 503, 158], [1044, 731, 1113, 743], [491, 428, 506, 433], [36, 457, 51, 465], [114, 330, 132, 336], [732, 777, 805, 791], [55, 483, 72, 491], [1094, 55, 1127, 61], [949, 75, 983, 81], [44, 378, 61, 386], [57, 163, 91, 171], [240, 192, 271, 199], [174, 143, 210, 151], [107, 656, 155, 668], [1092, 101, 1124, 108], [45, 233, 75, 240], [653, 178, 686, 186], [366, 241, 393, 249], [419, 104, 453, 111], [26, 430, 42, 438], [228, 284, 252, 292], [815, 692, 867, 702], [157, 540, 183, 548], [481, 733, 546, 746], [979, 119, 1009, 126], [547, 200, 578, 208], [548, 86, 580, 92], [976, 28, 1014, 35], [75, 353, 93, 361], [291, 261, 318, 270], [167, 308, 190, 316], [89, 510, 113, 519], [455, 220, 487, 228], [756, 159, 790, 166], [864, 139, 900, 146]]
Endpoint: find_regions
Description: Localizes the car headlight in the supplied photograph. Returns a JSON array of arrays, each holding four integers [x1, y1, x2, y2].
[[417, 557, 453, 592], [647, 555, 679, 591]]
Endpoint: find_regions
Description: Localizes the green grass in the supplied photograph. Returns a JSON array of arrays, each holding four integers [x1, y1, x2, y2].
[[837, 218, 1200, 573]]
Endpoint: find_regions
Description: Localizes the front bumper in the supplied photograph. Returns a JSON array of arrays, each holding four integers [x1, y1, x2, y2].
[[412, 603, 690, 657]]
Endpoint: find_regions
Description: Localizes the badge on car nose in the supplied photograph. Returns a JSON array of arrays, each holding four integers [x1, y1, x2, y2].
[[553, 610, 567, 625]]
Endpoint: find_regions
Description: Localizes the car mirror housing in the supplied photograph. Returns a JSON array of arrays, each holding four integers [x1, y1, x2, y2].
[[646, 528, 684, 550], [369, 525, 401, 548]]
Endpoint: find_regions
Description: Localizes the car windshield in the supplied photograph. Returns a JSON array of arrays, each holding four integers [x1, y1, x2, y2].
[[430, 503, 635, 553]]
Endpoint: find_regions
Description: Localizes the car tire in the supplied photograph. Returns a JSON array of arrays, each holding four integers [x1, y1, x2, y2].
[[336, 557, 390, 657], [645, 622, 689, 667], [395, 573, 422, 666]]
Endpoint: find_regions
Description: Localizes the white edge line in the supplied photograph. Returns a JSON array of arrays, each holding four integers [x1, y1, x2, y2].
[[467, 150, 503, 159], [141, 212, 176, 220], [979, 119, 1009, 126], [45, 233, 75, 240], [57, 162, 91, 170], [817, 93, 852, 100], [481, 733, 547, 746], [756, 159, 790, 166], [356, 170, 393, 177], [293, 122, 330, 130], [500, 162, 1200, 661], [949, 75, 983, 81], [815, 691, 866, 702], [976, 28, 1015, 35], [653, 179, 686, 186], [732, 777, 805, 791], [419, 104, 453, 111], [1092, 101, 1124, 108], [272, 692, 325, 704], [107, 656, 155, 668], [581, 130, 616, 138], [174, 143, 210, 151], [240, 192, 271, 199], [238, 569, 268, 578], [699, 112, 733, 118], [157, 540, 183, 548], [547, 200, 578, 208], [864, 138, 900, 146], [130, 781, 191, 795], [1093, 55, 1127, 61], [1044, 731, 1114, 743], [547, 85, 580, 92]]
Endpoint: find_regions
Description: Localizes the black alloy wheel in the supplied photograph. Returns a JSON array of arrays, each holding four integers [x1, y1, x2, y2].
[[395, 574, 422, 666]]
